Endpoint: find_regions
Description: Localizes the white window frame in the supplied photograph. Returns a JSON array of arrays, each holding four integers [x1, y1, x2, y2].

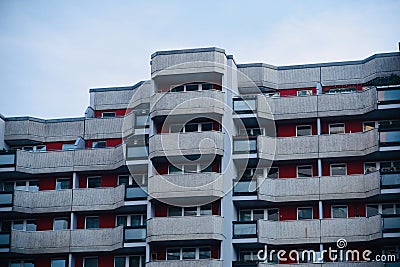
[[364, 162, 377, 174], [167, 205, 212, 217], [296, 165, 313, 178], [115, 214, 146, 227], [166, 247, 211, 261], [9, 260, 35, 267], [168, 164, 212, 174], [381, 203, 400, 215], [55, 178, 70, 190], [297, 207, 313, 220], [330, 163, 347, 176], [87, 176, 101, 188], [114, 256, 145, 267], [5, 180, 39, 192], [83, 257, 98, 267], [331, 205, 348, 218], [365, 204, 379, 217], [363, 121, 375, 132], [296, 125, 312, 136], [53, 217, 69, 231], [11, 219, 37, 232], [328, 123, 345, 134], [85, 216, 100, 229], [101, 112, 116, 118], [92, 140, 107, 148]]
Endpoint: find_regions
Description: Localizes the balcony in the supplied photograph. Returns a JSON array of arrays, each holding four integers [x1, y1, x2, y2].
[[13, 189, 72, 213], [149, 131, 224, 158], [258, 263, 384, 267], [10, 226, 124, 254], [381, 172, 400, 189], [258, 129, 378, 160], [146, 260, 223, 267], [147, 216, 224, 242], [0, 153, 15, 168], [84, 116, 124, 140], [257, 172, 380, 202], [72, 185, 125, 211], [256, 215, 381, 245], [15, 145, 124, 174], [148, 173, 224, 205], [151, 47, 226, 77], [255, 87, 377, 120], [150, 90, 224, 118]]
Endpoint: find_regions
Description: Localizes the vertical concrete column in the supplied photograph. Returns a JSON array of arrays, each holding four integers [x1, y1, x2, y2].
[[0, 115, 5, 151]]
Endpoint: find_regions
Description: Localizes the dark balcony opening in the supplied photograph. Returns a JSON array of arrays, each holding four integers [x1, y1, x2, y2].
[[153, 199, 221, 217], [152, 156, 221, 175], [170, 82, 222, 93], [150, 241, 221, 261], [155, 117, 221, 134]]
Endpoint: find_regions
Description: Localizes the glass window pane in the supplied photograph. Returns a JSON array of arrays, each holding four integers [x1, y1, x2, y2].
[[297, 166, 313, 177], [3, 182, 14, 192], [127, 146, 148, 158], [329, 123, 345, 134], [364, 162, 377, 174], [234, 139, 256, 153], [332, 206, 348, 218], [184, 207, 197, 216], [102, 112, 116, 118], [171, 85, 184, 92], [116, 216, 128, 227], [56, 179, 70, 190], [200, 164, 212, 173], [168, 207, 182, 217], [92, 141, 106, 148], [366, 205, 378, 217], [84, 258, 98, 267], [382, 204, 395, 215], [233, 223, 256, 236], [87, 177, 101, 188], [85, 217, 99, 229], [135, 115, 149, 128], [26, 220, 37, 231], [268, 209, 279, 221], [233, 99, 256, 112], [168, 165, 182, 174], [298, 208, 313, 220], [129, 256, 141, 267], [167, 248, 181, 260], [131, 215, 142, 226], [239, 210, 252, 222], [15, 181, 26, 191], [23, 262, 34, 267], [297, 125, 312, 136], [182, 248, 196, 259], [363, 122, 375, 132], [253, 210, 264, 220], [0, 154, 15, 165], [36, 145, 47, 152], [185, 84, 198, 91], [267, 167, 279, 179], [200, 204, 212, 215], [62, 144, 75, 151], [331, 164, 347, 176], [27, 181, 39, 192], [201, 122, 213, 131], [12, 220, 24, 231], [10, 263, 20, 267], [118, 176, 130, 186], [185, 123, 198, 132], [54, 219, 68, 230], [199, 247, 211, 259], [114, 257, 125, 267], [52, 259, 67, 267], [184, 164, 197, 173]]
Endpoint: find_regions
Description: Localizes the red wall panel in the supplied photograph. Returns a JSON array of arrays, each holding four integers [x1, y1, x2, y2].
[[39, 177, 56, 191], [323, 202, 366, 218], [101, 174, 117, 187], [46, 141, 74, 151], [94, 109, 127, 117], [321, 120, 363, 135], [37, 216, 54, 231], [99, 214, 115, 228], [322, 161, 364, 176]]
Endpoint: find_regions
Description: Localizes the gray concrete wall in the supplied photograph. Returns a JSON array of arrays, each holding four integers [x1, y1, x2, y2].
[[146, 216, 224, 242]]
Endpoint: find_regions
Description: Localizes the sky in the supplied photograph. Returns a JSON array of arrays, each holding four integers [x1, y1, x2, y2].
[[0, 0, 399, 119]]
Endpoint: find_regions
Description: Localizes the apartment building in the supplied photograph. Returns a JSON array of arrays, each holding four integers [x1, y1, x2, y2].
[[0, 47, 399, 267]]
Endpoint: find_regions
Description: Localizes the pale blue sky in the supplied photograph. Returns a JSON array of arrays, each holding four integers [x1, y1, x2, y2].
[[1, 0, 399, 119]]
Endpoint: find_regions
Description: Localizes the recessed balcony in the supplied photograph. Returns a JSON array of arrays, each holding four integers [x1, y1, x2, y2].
[[15, 145, 125, 174], [150, 90, 224, 118], [147, 260, 223, 267], [148, 173, 224, 205], [147, 216, 224, 242], [10, 226, 124, 254], [257, 172, 380, 202], [149, 131, 224, 159]]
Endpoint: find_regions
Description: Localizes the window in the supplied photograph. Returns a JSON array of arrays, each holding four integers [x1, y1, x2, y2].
[[382, 203, 400, 215], [53, 218, 68, 230], [85, 217, 99, 229], [26, 220, 37, 232], [200, 204, 212, 215], [366, 205, 379, 217], [332, 205, 348, 218], [56, 179, 70, 190], [101, 112, 116, 118], [116, 214, 146, 227], [9, 261, 34, 267], [364, 162, 377, 174], [330, 164, 347, 176], [166, 247, 211, 260], [114, 257, 125, 267], [267, 167, 279, 179], [240, 128, 264, 137], [297, 90, 313, 96], [12, 145, 46, 152], [87, 177, 101, 188], [297, 165, 313, 178], [380, 161, 400, 172], [12, 220, 24, 231], [298, 207, 313, 220], [267, 208, 279, 221], [233, 139, 257, 153], [325, 87, 357, 94], [329, 123, 345, 134], [168, 206, 182, 217], [116, 216, 128, 227], [296, 125, 312, 136], [239, 209, 277, 221], [84, 258, 98, 267], [11, 220, 36, 231], [363, 121, 375, 132], [5, 181, 39, 192], [126, 145, 148, 159], [170, 122, 214, 133], [92, 141, 106, 148], [62, 144, 75, 151], [118, 175, 130, 186], [168, 205, 213, 217], [51, 259, 67, 267], [168, 164, 213, 174], [135, 115, 149, 128]]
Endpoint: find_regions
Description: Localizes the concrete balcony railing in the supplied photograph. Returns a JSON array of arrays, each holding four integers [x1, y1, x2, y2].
[[72, 185, 125, 211], [13, 189, 73, 213], [256, 87, 377, 120], [148, 173, 224, 205], [146, 260, 223, 267], [258, 129, 378, 160], [150, 90, 224, 118], [258, 172, 380, 202], [15, 145, 125, 174], [11, 185, 130, 213], [84, 116, 124, 140], [258, 263, 384, 267], [151, 47, 226, 77], [147, 216, 224, 242], [257, 215, 382, 245], [10, 226, 124, 254], [149, 131, 224, 158]]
